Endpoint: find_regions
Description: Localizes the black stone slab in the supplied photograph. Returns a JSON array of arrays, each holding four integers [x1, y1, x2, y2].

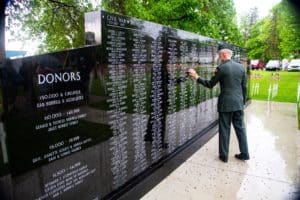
[[0, 10, 247, 200]]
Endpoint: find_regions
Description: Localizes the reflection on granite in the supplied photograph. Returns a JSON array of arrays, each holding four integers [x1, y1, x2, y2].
[[0, 10, 247, 199]]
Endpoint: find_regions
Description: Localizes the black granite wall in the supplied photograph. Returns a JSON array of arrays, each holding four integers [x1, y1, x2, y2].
[[0, 10, 247, 200]]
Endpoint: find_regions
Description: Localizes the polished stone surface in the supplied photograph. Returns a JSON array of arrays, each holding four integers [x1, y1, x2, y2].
[[121, 100, 300, 200]]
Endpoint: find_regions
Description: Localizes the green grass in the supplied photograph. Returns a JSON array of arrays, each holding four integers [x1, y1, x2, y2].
[[249, 70, 300, 129], [249, 71, 299, 103], [298, 102, 300, 129]]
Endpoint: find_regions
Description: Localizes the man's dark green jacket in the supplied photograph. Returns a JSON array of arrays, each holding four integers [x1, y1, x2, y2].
[[197, 59, 247, 112]]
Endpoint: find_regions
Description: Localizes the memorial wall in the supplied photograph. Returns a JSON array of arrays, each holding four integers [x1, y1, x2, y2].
[[0, 10, 247, 200]]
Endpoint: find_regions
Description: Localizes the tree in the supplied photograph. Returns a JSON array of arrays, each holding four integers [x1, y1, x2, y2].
[[1, 0, 34, 61], [4, 0, 97, 56], [244, 0, 300, 60], [239, 7, 258, 44], [102, 0, 242, 46], [0, 0, 6, 61], [263, 6, 281, 60], [245, 18, 270, 61], [0, 0, 23, 62], [275, 0, 300, 58], [2, 0, 243, 57]]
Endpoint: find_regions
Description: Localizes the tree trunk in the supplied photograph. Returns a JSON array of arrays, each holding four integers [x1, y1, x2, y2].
[[0, 0, 5, 62]]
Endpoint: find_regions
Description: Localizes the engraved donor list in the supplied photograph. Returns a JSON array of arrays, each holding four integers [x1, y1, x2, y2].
[[2, 49, 96, 175]]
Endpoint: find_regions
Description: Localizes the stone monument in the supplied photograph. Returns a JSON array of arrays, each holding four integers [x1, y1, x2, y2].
[[0, 10, 247, 200]]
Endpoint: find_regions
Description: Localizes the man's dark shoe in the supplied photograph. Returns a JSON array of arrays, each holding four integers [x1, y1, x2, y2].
[[219, 155, 228, 163], [235, 153, 250, 161]]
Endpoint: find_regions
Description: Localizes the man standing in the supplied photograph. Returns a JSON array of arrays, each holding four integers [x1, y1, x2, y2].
[[188, 48, 249, 162]]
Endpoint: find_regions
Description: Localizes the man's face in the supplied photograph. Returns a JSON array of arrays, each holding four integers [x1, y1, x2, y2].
[[218, 52, 225, 62]]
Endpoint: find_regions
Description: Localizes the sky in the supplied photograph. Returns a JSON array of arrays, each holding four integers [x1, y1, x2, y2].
[[233, 0, 281, 19], [6, 0, 282, 53]]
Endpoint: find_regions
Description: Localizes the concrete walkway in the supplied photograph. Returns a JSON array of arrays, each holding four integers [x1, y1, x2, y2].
[[120, 100, 300, 200]]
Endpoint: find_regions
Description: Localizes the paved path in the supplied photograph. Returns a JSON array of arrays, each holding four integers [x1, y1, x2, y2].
[[120, 100, 300, 200]]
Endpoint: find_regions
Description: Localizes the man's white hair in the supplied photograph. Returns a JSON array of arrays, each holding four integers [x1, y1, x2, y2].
[[219, 49, 233, 58]]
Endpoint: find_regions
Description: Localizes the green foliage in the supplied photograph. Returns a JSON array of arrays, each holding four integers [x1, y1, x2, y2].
[[275, 0, 300, 58], [243, 7, 259, 29], [7, 0, 95, 53], [102, 0, 242, 46], [5, 0, 243, 53], [245, 0, 300, 61], [265, 8, 280, 59], [245, 19, 270, 61], [5, 0, 299, 59]]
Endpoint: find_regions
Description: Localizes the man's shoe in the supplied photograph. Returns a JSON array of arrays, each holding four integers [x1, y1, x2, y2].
[[219, 155, 228, 163], [235, 153, 249, 161]]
